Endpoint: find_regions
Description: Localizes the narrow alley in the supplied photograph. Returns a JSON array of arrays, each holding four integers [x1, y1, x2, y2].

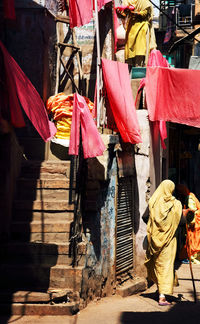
[[1, 0, 200, 323], [1, 261, 200, 324]]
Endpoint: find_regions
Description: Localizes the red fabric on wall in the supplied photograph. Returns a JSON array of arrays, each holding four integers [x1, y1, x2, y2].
[[146, 66, 200, 127], [3, 0, 16, 20], [0, 41, 57, 142], [69, 0, 93, 28], [69, 93, 105, 158], [101, 58, 142, 144]]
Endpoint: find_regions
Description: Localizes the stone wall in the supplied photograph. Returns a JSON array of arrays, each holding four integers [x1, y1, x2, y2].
[[80, 135, 118, 306], [0, 130, 23, 240]]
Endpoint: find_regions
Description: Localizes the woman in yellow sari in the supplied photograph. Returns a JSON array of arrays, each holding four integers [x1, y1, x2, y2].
[[122, 0, 157, 66], [145, 180, 182, 306]]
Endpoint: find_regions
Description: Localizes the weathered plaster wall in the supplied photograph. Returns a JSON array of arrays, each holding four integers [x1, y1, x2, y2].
[[134, 109, 151, 277], [0, 1, 113, 101], [81, 137, 118, 307], [55, 4, 113, 99], [0, 1, 57, 100]]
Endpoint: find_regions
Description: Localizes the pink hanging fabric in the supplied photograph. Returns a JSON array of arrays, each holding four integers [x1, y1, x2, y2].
[[96, 0, 111, 10], [113, 4, 120, 53], [0, 41, 57, 142], [69, 93, 105, 158], [146, 66, 200, 128], [69, 0, 93, 28], [148, 50, 169, 149], [159, 120, 167, 149], [135, 50, 169, 149], [3, 0, 16, 20], [101, 58, 142, 144], [69, 0, 112, 28], [147, 49, 170, 68]]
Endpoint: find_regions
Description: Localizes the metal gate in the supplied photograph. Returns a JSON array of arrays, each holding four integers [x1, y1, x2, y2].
[[116, 176, 134, 282]]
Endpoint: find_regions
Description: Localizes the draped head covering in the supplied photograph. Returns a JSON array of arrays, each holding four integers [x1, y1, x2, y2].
[[147, 180, 182, 255], [122, 0, 153, 19]]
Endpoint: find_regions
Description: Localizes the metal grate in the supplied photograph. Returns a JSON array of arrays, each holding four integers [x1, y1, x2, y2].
[[116, 177, 134, 280]]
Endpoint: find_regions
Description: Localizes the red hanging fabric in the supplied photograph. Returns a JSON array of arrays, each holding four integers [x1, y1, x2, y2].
[[69, 0, 93, 28], [101, 58, 142, 144], [147, 50, 169, 149], [147, 49, 170, 68], [69, 93, 105, 158], [135, 50, 169, 149], [69, 0, 112, 28], [3, 0, 16, 20], [113, 4, 120, 53], [0, 41, 57, 142], [146, 66, 200, 128], [96, 0, 111, 10]]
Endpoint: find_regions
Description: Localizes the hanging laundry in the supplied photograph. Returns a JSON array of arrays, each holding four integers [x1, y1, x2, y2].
[[46, 93, 94, 141], [95, 0, 112, 10], [3, 0, 16, 20], [146, 66, 200, 128], [69, 93, 105, 159], [68, 0, 93, 28], [147, 49, 170, 68], [0, 41, 56, 142], [147, 50, 169, 149], [101, 58, 142, 144], [135, 50, 169, 149], [69, 0, 112, 28]]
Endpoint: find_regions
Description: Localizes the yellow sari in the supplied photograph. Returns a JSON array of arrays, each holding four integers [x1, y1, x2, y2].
[[122, 0, 157, 65], [145, 180, 182, 295]]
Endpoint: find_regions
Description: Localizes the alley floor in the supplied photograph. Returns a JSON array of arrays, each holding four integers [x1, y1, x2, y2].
[[1, 262, 200, 324]]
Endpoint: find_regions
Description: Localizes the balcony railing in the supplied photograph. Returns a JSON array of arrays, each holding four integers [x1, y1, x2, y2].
[[159, 3, 195, 31], [176, 4, 195, 29]]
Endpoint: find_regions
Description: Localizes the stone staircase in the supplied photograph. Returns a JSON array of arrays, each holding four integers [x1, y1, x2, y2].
[[0, 160, 86, 315]]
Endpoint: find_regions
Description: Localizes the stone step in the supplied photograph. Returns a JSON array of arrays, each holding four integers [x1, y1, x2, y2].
[[1, 241, 86, 256], [16, 188, 76, 201], [1, 242, 86, 266], [11, 220, 72, 233], [17, 178, 75, 189], [11, 220, 73, 242], [0, 264, 83, 290], [0, 302, 79, 316], [21, 160, 73, 179], [12, 232, 72, 243], [12, 210, 74, 222], [21, 160, 71, 171], [21, 172, 70, 180], [0, 289, 77, 303], [1, 253, 85, 267], [13, 200, 75, 211]]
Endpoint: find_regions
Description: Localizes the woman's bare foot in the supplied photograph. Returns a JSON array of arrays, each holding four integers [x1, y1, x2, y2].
[[158, 297, 171, 306]]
